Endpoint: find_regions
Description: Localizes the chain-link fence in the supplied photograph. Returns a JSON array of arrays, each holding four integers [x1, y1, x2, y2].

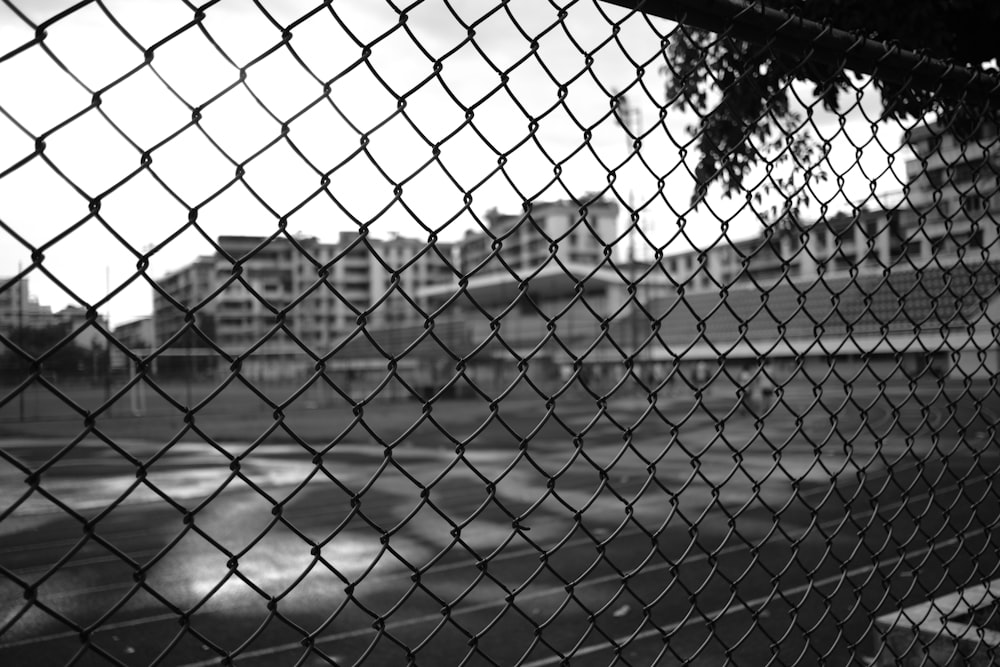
[[2, 0, 999, 665]]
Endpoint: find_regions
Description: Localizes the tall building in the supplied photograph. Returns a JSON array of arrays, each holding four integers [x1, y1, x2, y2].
[[416, 196, 642, 390], [660, 208, 897, 293], [152, 232, 455, 380], [655, 122, 999, 293], [629, 121, 1000, 381], [457, 197, 619, 275], [415, 125, 1000, 391], [147, 123, 1000, 387], [900, 121, 999, 261]]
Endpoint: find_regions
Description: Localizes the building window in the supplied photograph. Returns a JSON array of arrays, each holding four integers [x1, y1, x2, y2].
[[963, 194, 987, 214]]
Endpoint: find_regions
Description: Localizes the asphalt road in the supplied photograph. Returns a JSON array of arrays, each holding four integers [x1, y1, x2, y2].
[[1, 379, 999, 666]]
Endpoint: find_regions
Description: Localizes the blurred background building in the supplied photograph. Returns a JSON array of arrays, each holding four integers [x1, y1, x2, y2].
[[3, 124, 998, 390]]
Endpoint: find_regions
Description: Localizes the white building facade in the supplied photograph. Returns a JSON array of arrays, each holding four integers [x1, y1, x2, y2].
[[153, 233, 455, 380]]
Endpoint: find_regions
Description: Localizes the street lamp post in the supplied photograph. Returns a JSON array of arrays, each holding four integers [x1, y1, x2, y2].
[[17, 265, 25, 421], [613, 92, 645, 387]]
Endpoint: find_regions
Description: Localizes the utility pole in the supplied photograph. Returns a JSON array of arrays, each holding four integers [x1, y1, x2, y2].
[[17, 264, 24, 421], [104, 265, 112, 416], [613, 92, 644, 381]]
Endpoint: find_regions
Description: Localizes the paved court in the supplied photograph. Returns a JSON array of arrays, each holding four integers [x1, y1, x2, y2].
[[1, 380, 998, 665]]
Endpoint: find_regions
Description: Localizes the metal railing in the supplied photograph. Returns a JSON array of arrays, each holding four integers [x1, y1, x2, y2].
[[1, 1, 999, 665]]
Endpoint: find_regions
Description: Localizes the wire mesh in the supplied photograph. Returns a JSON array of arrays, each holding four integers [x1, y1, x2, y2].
[[1, 0, 999, 665]]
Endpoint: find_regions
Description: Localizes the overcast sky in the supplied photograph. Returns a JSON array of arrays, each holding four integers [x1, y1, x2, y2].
[[0, 0, 910, 325]]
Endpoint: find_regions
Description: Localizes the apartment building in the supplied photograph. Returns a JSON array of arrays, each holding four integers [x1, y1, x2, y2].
[[415, 123, 1000, 392], [149, 122, 1000, 388], [634, 121, 1000, 381], [657, 208, 897, 293], [900, 121, 999, 261], [458, 197, 620, 275], [152, 232, 454, 380], [413, 196, 647, 391], [656, 122, 999, 293], [424, 196, 629, 313]]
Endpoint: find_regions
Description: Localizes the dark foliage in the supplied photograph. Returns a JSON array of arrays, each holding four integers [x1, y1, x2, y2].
[[0, 324, 97, 376], [665, 0, 1000, 205]]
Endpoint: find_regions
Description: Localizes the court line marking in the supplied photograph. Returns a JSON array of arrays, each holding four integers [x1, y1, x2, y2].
[[0, 447, 928, 562], [0, 450, 942, 605], [0, 463, 985, 652], [164, 475, 987, 667], [518, 526, 989, 667]]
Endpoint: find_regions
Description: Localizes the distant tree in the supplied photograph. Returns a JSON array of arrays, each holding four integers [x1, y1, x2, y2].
[[662, 0, 1000, 209], [0, 324, 94, 376]]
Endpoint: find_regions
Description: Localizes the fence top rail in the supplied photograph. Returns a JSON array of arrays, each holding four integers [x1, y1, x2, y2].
[[605, 0, 1000, 102]]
